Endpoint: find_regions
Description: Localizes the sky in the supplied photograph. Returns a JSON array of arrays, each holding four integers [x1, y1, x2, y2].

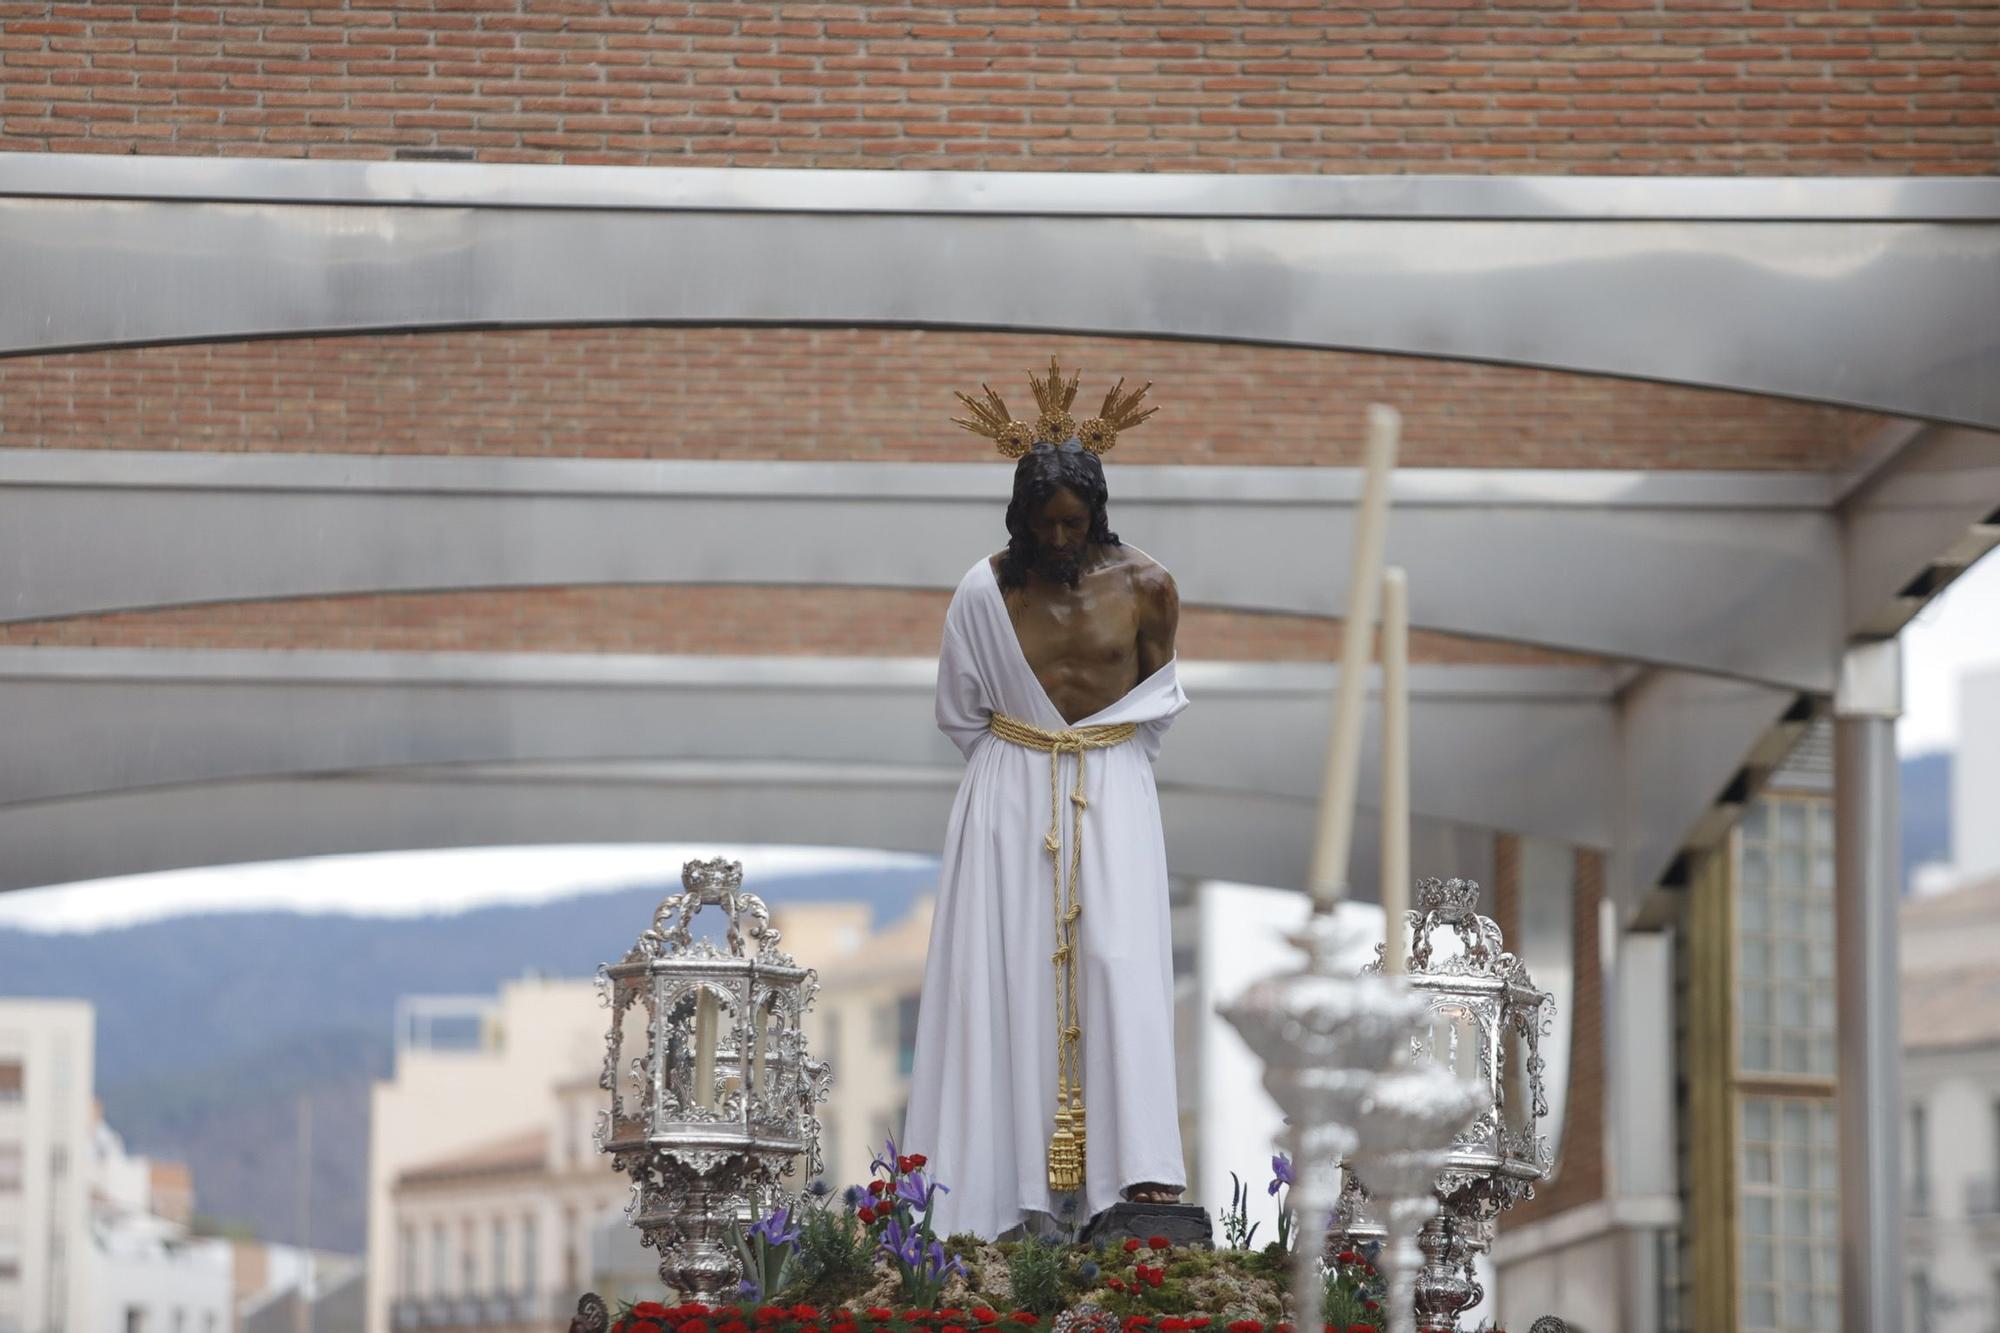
[[3, 551, 1991, 933], [1897, 546, 2000, 756], [0, 844, 931, 935]]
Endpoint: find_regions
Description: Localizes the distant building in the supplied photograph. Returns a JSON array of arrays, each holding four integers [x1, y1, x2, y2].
[[0, 1000, 94, 1333], [782, 898, 932, 1184], [0, 999, 237, 1333], [1902, 874, 2000, 1333]]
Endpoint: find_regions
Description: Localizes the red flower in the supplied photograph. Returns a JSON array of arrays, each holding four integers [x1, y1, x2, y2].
[[792, 1309, 822, 1323], [636, 1306, 672, 1321], [677, 1323, 712, 1333], [720, 1323, 750, 1333], [1226, 1323, 1262, 1333], [1008, 1315, 1038, 1326], [898, 1155, 915, 1173], [938, 1313, 965, 1322], [858, 1206, 877, 1224], [971, 1310, 1000, 1325], [630, 1324, 663, 1333], [754, 1309, 789, 1324], [1160, 1321, 1188, 1332], [903, 1312, 934, 1323], [865, 1311, 894, 1323], [1124, 1318, 1153, 1331], [1361, 1304, 1378, 1315], [908, 1153, 928, 1168], [1123, 1238, 1142, 1253], [1107, 1279, 1127, 1292], [1334, 1251, 1358, 1266], [869, 1180, 889, 1196], [1186, 1323, 1210, 1330], [1146, 1235, 1171, 1251], [942, 1326, 969, 1333], [1346, 1325, 1373, 1333]]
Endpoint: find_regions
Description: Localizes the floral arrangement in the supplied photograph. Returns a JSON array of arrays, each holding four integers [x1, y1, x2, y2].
[[602, 1145, 1513, 1333]]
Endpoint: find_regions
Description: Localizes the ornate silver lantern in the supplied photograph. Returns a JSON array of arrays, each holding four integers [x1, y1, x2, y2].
[[1337, 876, 1555, 1332], [596, 857, 831, 1302]]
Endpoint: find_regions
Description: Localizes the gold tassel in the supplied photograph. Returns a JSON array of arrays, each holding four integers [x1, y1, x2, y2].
[[1047, 1104, 1085, 1193]]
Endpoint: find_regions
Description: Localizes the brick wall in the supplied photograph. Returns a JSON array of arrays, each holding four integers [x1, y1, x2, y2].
[[0, 327, 1884, 469], [1507, 846, 1606, 1227], [1, 1, 1994, 173], [0, 583, 1598, 663]]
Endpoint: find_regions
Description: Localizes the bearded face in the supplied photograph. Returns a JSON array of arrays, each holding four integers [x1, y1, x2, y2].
[[997, 444, 1121, 592]]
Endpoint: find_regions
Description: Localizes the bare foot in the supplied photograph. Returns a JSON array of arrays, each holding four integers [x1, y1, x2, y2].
[[1126, 1183, 1183, 1204]]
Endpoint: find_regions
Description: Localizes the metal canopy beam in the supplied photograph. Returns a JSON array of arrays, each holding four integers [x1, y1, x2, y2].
[[0, 758, 1491, 896], [0, 452, 1845, 690], [0, 648, 1619, 862], [1, 157, 1996, 428]]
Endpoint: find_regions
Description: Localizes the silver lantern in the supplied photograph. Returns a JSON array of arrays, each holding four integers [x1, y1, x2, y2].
[[596, 857, 831, 1302], [1337, 876, 1554, 1332]]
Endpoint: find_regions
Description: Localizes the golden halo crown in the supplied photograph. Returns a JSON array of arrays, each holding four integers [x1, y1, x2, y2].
[[951, 356, 1157, 459]]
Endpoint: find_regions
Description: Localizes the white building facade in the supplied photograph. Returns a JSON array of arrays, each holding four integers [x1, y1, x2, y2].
[[0, 1001, 93, 1333]]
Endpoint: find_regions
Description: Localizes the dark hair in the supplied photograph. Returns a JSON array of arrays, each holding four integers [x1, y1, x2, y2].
[[997, 444, 1121, 590]]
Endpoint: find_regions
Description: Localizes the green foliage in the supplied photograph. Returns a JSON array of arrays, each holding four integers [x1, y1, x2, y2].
[[1220, 1173, 1262, 1251], [1321, 1252, 1383, 1331], [792, 1197, 876, 1303], [1007, 1236, 1069, 1316]]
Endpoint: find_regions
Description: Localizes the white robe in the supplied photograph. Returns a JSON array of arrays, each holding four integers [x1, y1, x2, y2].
[[903, 557, 1190, 1239]]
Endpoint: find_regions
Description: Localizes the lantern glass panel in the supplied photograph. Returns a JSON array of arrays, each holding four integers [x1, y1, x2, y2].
[[611, 975, 651, 1140]]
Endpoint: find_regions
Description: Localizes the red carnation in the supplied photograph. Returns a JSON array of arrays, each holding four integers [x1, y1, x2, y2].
[[908, 1153, 928, 1168], [1347, 1325, 1373, 1333], [1147, 1235, 1171, 1250], [938, 1313, 964, 1322], [865, 1310, 894, 1323], [636, 1306, 672, 1321], [792, 1308, 821, 1323], [1227, 1322, 1263, 1333], [972, 1310, 1000, 1325], [754, 1310, 789, 1324], [869, 1180, 889, 1195], [1125, 1318, 1153, 1331], [1008, 1315, 1038, 1326], [943, 1326, 969, 1333], [1123, 1237, 1142, 1253], [858, 1206, 877, 1224], [677, 1322, 712, 1333], [1107, 1278, 1126, 1292], [720, 1323, 751, 1333], [1160, 1321, 1188, 1332], [630, 1323, 663, 1333]]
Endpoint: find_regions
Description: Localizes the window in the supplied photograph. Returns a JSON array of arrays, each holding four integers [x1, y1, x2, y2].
[[491, 1217, 509, 1295], [1738, 1097, 1840, 1332], [0, 1146, 20, 1192], [399, 1224, 417, 1299], [124, 1309, 144, 1333], [896, 994, 921, 1077], [0, 1226, 19, 1281], [561, 1206, 577, 1292], [1910, 1103, 1930, 1214], [1735, 797, 1836, 1078], [431, 1223, 447, 1298], [460, 1222, 475, 1295], [0, 1063, 19, 1104], [521, 1214, 538, 1296]]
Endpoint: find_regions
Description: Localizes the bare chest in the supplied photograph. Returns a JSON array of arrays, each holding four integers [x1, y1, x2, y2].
[[1000, 571, 1142, 722]]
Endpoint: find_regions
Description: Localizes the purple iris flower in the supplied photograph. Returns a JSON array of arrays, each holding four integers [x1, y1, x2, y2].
[[877, 1216, 926, 1268], [747, 1207, 802, 1248], [926, 1240, 967, 1282], [896, 1170, 949, 1212], [870, 1135, 900, 1176], [1269, 1153, 1294, 1196]]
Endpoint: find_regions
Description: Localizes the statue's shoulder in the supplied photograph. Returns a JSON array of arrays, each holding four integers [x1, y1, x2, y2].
[[1118, 545, 1177, 597]]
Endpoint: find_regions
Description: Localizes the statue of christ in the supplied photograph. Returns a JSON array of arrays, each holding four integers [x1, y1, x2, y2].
[[903, 362, 1188, 1238]]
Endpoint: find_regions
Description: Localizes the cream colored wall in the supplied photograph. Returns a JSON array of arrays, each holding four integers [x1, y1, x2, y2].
[[0, 1000, 95, 1333], [783, 899, 932, 1188]]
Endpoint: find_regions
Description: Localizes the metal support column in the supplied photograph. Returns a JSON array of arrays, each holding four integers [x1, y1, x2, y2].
[[1833, 638, 1905, 1333]]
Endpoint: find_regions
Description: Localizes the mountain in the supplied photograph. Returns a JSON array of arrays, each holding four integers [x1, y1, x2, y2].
[[0, 864, 934, 1253], [1901, 750, 1952, 894]]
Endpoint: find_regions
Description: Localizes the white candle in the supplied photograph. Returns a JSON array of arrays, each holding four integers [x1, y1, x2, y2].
[[1308, 404, 1402, 910], [1381, 566, 1410, 973], [694, 990, 718, 1110]]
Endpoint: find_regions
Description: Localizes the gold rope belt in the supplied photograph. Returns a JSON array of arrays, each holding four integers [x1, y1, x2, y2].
[[987, 711, 1138, 1193]]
